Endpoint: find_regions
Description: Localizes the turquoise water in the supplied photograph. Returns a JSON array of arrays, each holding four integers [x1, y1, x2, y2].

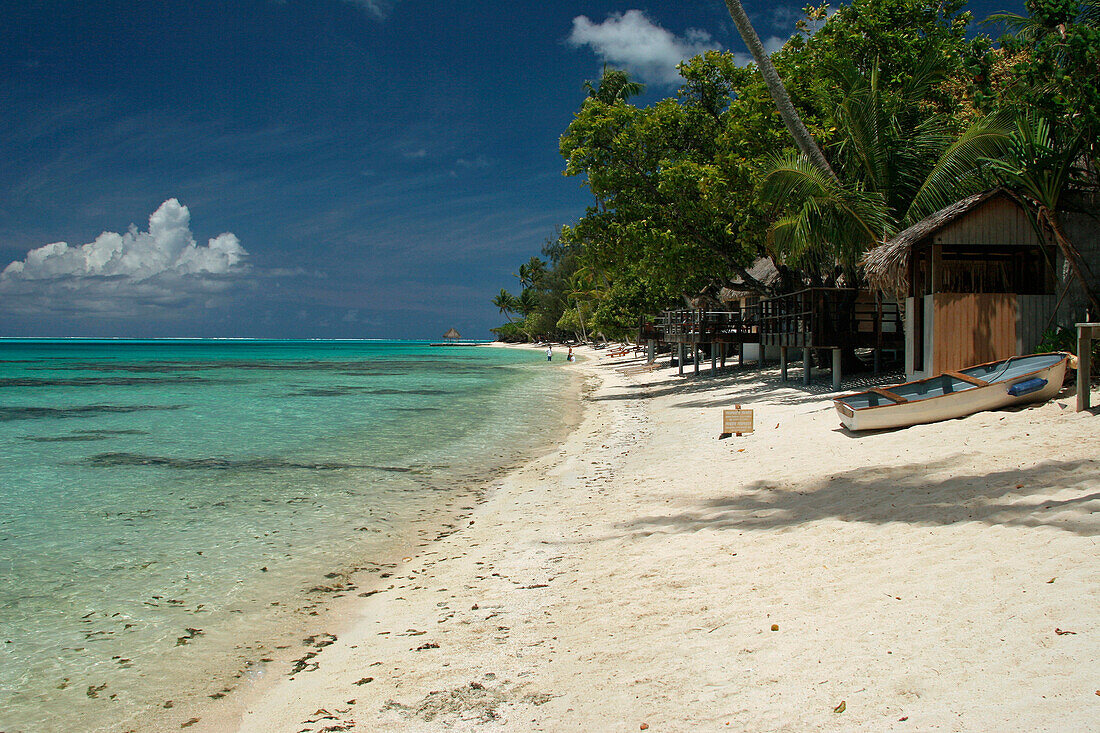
[[0, 340, 576, 732]]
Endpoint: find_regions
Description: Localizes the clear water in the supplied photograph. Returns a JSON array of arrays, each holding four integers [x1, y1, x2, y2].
[[0, 340, 576, 732]]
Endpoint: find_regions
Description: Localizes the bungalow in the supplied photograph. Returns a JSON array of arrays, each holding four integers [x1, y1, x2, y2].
[[863, 188, 1098, 378]]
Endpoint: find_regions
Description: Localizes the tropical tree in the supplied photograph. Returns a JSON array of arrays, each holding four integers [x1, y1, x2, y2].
[[515, 257, 547, 290], [722, 0, 837, 180], [983, 114, 1100, 314], [761, 52, 1014, 282], [492, 288, 518, 323], [584, 65, 645, 103]]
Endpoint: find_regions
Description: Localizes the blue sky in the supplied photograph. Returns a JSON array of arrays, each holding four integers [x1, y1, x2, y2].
[[0, 0, 1017, 338]]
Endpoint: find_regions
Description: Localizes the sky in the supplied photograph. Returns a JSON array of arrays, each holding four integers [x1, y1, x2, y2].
[[0, 0, 1019, 339]]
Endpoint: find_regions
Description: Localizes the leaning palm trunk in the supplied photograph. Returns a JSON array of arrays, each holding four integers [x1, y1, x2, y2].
[[723, 0, 838, 182], [1040, 207, 1100, 317]]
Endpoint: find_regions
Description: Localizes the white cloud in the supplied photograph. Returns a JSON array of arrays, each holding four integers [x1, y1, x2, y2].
[[762, 35, 787, 54], [0, 199, 248, 317], [341, 0, 390, 18], [568, 10, 720, 85]]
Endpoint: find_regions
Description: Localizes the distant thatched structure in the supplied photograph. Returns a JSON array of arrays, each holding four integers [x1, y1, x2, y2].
[[862, 188, 1027, 296], [718, 257, 782, 302], [442, 328, 461, 340]]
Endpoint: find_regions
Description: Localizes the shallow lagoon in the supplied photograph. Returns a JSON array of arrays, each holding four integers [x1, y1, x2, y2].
[[0, 340, 574, 732]]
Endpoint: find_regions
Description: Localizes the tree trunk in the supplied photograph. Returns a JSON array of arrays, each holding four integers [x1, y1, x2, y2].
[[1042, 207, 1100, 317], [722, 0, 838, 183]]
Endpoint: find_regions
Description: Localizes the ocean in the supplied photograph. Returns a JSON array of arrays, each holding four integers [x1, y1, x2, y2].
[[0, 339, 577, 732]]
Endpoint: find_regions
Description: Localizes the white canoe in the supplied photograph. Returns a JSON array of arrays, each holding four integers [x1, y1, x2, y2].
[[834, 352, 1072, 431]]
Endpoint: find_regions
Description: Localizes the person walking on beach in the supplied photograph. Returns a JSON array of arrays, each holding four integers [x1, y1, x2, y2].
[[567, 346, 574, 362], [546, 345, 553, 362]]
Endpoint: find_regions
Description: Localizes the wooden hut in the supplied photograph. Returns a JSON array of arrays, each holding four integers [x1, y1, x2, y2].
[[442, 328, 461, 341], [643, 258, 778, 375], [757, 287, 903, 387], [863, 188, 1058, 378]]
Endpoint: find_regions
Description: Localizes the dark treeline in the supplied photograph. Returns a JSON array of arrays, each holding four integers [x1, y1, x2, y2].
[[493, 0, 1100, 342]]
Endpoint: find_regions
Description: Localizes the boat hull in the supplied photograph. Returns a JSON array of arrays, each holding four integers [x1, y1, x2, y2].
[[834, 354, 1069, 431]]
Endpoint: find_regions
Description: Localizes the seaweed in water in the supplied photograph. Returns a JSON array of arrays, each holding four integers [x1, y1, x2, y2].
[[0, 405, 186, 421], [24, 428, 150, 441], [284, 386, 451, 397], [0, 376, 222, 388], [85, 452, 413, 472]]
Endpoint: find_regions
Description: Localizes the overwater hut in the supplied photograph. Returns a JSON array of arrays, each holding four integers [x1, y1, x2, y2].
[[442, 328, 461, 341], [863, 187, 1099, 378]]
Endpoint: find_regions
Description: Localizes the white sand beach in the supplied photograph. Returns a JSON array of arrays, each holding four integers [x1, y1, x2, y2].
[[203, 344, 1097, 732]]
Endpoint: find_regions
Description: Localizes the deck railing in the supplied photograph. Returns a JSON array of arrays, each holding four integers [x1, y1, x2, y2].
[[758, 288, 902, 349], [643, 308, 760, 344]]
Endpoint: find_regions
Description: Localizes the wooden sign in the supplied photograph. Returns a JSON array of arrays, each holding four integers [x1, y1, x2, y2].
[[721, 405, 753, 437]]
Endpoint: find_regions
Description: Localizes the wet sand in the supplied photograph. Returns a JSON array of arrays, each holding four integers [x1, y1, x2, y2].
[[203, 344, 1096, 732]]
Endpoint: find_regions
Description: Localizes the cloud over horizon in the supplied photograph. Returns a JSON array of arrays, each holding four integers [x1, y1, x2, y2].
[[0, 199, 248, 317], [567, 10, 719, 85]]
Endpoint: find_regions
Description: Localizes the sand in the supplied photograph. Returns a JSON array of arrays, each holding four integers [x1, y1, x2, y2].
[[203, 345, 1097, 732]]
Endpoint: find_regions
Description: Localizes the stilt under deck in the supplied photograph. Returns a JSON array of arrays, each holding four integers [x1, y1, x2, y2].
[[759, 288, 903, 390], [646, 309, 760, 376]]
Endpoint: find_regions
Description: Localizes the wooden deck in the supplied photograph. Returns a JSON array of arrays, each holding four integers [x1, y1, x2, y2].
[[651, 309, 759, 345], [758, 288, 904, 387]]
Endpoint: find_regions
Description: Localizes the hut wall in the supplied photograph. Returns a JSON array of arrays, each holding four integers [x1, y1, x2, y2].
[[1017, 294, 1058, 353], [931, 197, 1043, 248], [1056, 210, 1100, 322], [904, 295, 937, 378], [931, 293, 1017, 373]]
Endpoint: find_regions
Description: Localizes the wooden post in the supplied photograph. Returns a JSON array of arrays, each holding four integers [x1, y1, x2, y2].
[[711, 344, 717, 372], [873, 348, 881, 375], [1079, 322, 1098, 412], [832, 348, 842, 391], [694, 344, 700, 375], [720, 342, 727, 369], [647, 340, 656, 364], [677, 343, 684, 376], [780, 346, 788, 381], [739, 342, 745, 366], [803, 344, 812, 386]]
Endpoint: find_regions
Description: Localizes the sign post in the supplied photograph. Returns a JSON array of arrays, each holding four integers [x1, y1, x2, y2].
[[721, 405, 754, 438]]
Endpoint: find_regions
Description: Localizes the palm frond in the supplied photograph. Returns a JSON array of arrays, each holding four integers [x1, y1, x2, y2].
[[905, 111, 1014, 224]]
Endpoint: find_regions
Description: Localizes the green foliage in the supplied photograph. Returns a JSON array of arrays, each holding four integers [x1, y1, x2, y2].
[[1037, 324, 1100, 361], [491, 0, 1097, 339]]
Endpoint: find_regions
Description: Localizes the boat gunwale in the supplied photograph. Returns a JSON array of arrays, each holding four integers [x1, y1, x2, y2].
[[833, 352, 1070, 414]]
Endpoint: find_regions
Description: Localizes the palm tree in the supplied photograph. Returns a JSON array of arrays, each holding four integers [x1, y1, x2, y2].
[[515, 288, 539, 318], [722, 0, 837, 181], [986, 0, 1100, 43], [584, 65, 645, 104], [760, 55, 1014, 281], [983, 115, 1100, 315], [515, 256, 547, 290], [492, 288, 518, 323]]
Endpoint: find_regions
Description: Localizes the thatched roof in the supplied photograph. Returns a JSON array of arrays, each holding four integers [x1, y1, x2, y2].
[[862, 188, 1026, 296], [717, 257, 781, 301], [443, 328, 461, 339]]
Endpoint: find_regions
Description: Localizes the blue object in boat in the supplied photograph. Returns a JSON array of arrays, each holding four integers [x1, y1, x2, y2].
[[1007, 377, 1047, 396]]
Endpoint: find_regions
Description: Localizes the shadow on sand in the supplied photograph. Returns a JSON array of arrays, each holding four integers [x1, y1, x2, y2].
[[614, 456, 1100, 538]]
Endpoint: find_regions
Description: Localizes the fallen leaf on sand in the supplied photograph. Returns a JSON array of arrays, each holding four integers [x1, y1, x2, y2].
[[899, 716, 908, 721], [770, 624, 779, 631], [1047, 578, 1056, 583], [833, 701, 846, 713], [640, 724, 649, 730], [1054, 628, 1076, 635]]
